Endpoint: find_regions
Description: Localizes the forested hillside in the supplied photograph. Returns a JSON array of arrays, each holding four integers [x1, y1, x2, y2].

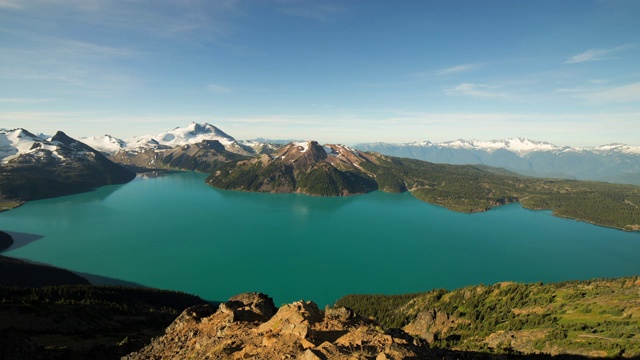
[[336, 277, 640, 357]]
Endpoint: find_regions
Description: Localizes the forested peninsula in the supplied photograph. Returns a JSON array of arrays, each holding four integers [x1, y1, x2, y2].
[[206, 141, 640, 231]]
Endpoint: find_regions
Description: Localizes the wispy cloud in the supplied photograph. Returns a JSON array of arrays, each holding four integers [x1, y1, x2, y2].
[[207, 83, 233, 94], [578, 82, 640, 104], [0, 98, 51, 104], [436, 64, 481, 76], [0, 0, 21, 9], [445, 83, 510, 99], [564, 44, 635, 64], [2, 0, 241, 40]]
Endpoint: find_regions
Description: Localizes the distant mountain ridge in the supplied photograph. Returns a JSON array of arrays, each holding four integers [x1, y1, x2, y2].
[[80, 122, 277, 157], [20, 123, 640, 185], [355, 138, 640, 185]]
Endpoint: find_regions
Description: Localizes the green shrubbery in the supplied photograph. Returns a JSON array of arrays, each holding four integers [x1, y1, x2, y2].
[[336, 277, 640, 356]]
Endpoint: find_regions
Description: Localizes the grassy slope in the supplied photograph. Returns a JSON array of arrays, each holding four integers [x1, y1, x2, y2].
[[336, 277, 640, 357]]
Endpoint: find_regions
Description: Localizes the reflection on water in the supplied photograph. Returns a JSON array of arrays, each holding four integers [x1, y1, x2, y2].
[[212, 186, 362, 216], [134, 170, 182, 180]]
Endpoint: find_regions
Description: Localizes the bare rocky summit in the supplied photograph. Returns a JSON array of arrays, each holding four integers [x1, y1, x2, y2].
[[124, 292, 430, 360]]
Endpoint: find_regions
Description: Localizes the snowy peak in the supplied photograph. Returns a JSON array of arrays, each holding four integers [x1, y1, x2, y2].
[[0, 129, 103, 164], [80, 134, 127, 155], [591, 143, 640, 154], [128, 122, 236, 149], [0, 128, 48, 163]]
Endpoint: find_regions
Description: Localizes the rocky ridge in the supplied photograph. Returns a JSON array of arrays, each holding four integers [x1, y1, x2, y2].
[[125, 292, 430, 360]]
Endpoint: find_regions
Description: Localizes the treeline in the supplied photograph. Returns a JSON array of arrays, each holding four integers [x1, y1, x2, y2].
[[0, 284, 209, 360], [0, 284, 206, 312], [0, 256, 90, 287], [336, 277, 640, 356]]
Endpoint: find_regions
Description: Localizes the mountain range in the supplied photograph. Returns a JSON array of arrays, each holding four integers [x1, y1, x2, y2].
[[2, 123, 640, 230], [355, 138, 640, 185], [8, 122, 639, 185]]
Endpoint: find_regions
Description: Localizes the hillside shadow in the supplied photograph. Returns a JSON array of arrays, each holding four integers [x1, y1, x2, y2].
[[72, 271, 149, 288]]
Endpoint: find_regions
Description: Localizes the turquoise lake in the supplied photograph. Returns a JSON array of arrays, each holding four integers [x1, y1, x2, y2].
[[1, 171, 639, 306]]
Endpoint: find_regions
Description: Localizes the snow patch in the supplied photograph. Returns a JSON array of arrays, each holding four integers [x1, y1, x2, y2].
[[293, 141, 310, 153], [80, 135, 126, 155], [323, 146, 336, 156]]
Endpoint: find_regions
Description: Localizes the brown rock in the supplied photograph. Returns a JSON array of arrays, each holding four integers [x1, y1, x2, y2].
[[258, 300, 323, 338], [219, 292, 277, 323], [301, 348, 324, 360], [125, 293, 430, 360]]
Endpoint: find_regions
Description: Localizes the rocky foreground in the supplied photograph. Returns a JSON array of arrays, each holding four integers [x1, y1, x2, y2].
[[124, 292, 430, 360]]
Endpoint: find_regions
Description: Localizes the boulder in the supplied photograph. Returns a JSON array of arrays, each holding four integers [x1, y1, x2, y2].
[[258, 300, 323, 338]]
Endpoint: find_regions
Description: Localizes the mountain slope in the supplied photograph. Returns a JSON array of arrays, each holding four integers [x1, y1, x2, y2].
[[207, 141, 378, 196], [206, 140, 640, 230], [337, 277, 640, 357], [0, 129, 135, 203], [355, 138, 640, 185], [112, 139, 248, 172]]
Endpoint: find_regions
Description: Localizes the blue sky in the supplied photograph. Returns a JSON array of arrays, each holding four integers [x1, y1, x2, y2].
[[1, 0, 639, 146]]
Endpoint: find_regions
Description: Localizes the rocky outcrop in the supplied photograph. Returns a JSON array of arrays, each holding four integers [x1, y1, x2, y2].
[[125, 292, 430, 359], [403, 309, 468, 344]]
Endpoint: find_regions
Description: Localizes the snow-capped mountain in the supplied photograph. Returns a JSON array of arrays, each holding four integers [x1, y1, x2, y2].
[[590, 143, 640, 155], [1, 128, 46, 163], [0, 128, 135, 202], [127, 122, 236, 149], [80, 122, 275, 157], [80, 134, 128, 155], [355, 138, 640, 185], [432, 137, 563, 155]]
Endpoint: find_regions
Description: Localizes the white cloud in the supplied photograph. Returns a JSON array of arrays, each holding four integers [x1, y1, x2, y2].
[[436, 64, 480, 76], [445, 83, 510, 99], [564, 44, 635, 64]]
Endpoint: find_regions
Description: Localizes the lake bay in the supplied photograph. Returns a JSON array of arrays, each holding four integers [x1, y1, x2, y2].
[[2, 171, 639, 306]]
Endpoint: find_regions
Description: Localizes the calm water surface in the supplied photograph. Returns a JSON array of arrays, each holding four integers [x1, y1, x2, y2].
[[1, 172, 639, 306]]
